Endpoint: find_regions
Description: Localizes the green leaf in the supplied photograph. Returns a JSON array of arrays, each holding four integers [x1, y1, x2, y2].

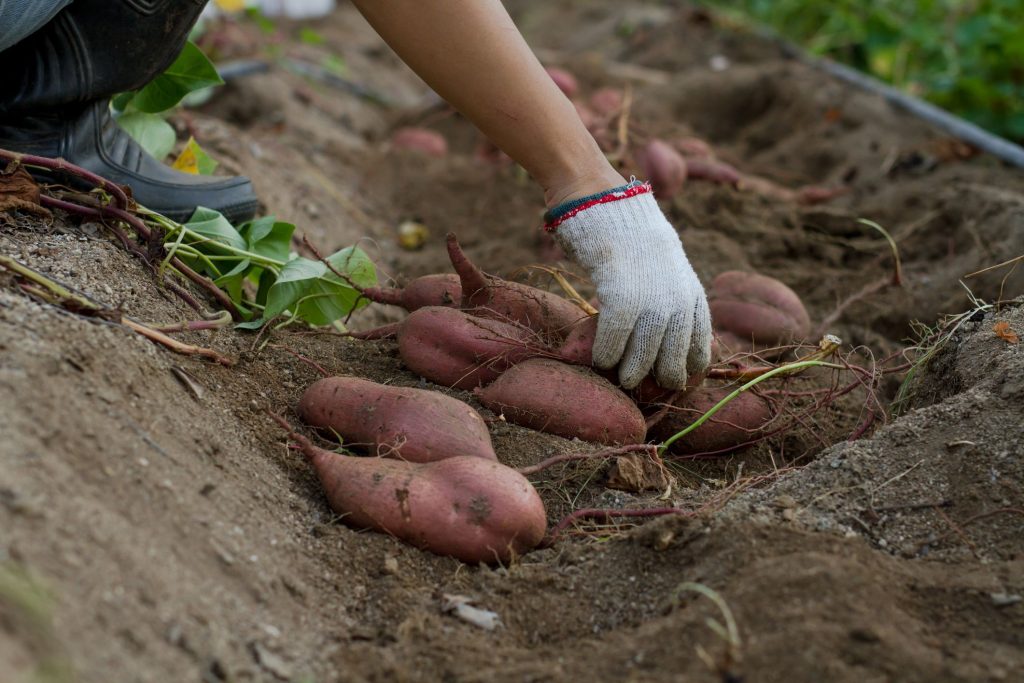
[[185, 207, 248, 252], [240, 217, 294, 262], [131, 41, 223, 114], [253, 247, 377, 328], [299, 28, 324, 45], [110, 91, 136, 114], [117, 113, 176, 160]]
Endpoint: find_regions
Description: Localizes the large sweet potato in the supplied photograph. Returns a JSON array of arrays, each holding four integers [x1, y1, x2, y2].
[[298, 377, 496, 463], [287, 429, 546, 563], [649, 386, 772, 455], [709, 271, 811, 350], [447, 233, 587, 340], [397, 306, 541, 390], [474, 358, 646, 445]]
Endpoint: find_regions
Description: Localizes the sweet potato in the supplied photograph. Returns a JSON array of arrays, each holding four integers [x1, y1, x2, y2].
[[447, 233, 588, 340], [589, 87, 623, 117], [637, 139, 687, 199], [398, 306, 540, 389], [555, 315, 682, 406], [474, 358, 646, 445], [390, 127, 448, 157], [709, 271, 811, 349], [683, 157, 741, 185], [545, 66, 579, 97], [361, 273, 462, 312], [649, 386, 772, 455], [298, 377, 496, 463], [671, 136, 714, 159], [286, 428, 546, 563]]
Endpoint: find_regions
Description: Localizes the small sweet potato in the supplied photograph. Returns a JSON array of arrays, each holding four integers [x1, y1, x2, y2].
[[398, 306, 540, 389], [637, 139, 687, 199], [589, 87, 624, 117], [447, 233, 588, 340], [390, 127, 448, 157], [683, 157, 741, 185], [474, 358, 646, 445], [289, 431, 546, 563], [545, 66, 579, 97], [709, 271, 811, 348], [649, 386, 772, 455], [298, 377, 496, 463], [361, 273, 462, 312], [671, 136, 714, 159]]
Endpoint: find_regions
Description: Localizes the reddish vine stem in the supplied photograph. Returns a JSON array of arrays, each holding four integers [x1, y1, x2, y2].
[[0, 148, 130, 209], [542, 507, 689, 546], [270, 344, 331, 377], [518, 444, 656, 476], [39, 195, 242, 319]]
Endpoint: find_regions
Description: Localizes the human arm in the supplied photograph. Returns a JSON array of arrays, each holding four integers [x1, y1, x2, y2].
[[350, 0, 711, 388]]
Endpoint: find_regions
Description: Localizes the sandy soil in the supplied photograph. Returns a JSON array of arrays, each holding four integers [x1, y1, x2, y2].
[[2, 2, 1022, 682]]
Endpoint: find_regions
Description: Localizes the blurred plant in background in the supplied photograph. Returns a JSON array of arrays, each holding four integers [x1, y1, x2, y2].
[[702, 0, 1024, 141]]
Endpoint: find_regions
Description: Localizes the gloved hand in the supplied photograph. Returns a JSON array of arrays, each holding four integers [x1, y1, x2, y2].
[[546, 182, 712, 390]]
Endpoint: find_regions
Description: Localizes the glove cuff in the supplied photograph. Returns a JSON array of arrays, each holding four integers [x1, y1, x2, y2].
[[543, 180, 652, 232]]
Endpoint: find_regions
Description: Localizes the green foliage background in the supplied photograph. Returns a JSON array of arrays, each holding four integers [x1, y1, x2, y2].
[[703, 0, 1024, 141]]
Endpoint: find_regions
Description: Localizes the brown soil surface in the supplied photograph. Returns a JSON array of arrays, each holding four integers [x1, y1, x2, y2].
[[2, 3, 1022, 682]]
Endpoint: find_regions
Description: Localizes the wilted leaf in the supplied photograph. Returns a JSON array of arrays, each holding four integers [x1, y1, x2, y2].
[[214, 0, 245, 10], [171, 137, 219, 175], [117, 113, 177, 160], [993, 321, 1019, 344], [0, 166, 49, 217]]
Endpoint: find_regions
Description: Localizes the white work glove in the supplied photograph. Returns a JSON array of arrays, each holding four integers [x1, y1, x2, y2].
[[546, 182, 712, 390]]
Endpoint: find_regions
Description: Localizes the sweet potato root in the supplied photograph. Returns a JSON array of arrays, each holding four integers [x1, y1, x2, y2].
[[709, 271, 811, 349], [649, 386, 772, 455], [390, 127, 448, 157], [298, 376, 496, 463], [398, 306, 541, 389], [284, 427, 546, 563], [475, 358, 646, 445], [545, 66, 579, 97], [446, 233, 588, 340], [555, 315, 682, 406], [683, 157, 742, 185], [637, 139, 687, 199], [360, 273, 462, 312]]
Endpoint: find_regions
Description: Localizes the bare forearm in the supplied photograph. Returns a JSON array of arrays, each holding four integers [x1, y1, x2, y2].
[[351, 0, 623, 206]]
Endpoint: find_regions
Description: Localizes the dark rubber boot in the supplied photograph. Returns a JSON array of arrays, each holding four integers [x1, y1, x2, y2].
[[0, 0, 259, 223]]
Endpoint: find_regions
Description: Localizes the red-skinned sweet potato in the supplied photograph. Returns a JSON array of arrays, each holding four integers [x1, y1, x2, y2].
[[390, 127, 448, 157], [474, 358, 646, 445], [398, 306, 541, 389], [709, 271, 811, 349], [637, 139, 687, 199], [361, 273, 462, 312], [447, 233, 588, 340], [589, 87, 623, 117], [298, 377, 496, 463], [545, 66, 579, 97], [671, 136, 714, 159], [556, 315, 694, 406], [683, 157, 741, 185], [284, 427, 546, 563], [649, 386, 772, 455]]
